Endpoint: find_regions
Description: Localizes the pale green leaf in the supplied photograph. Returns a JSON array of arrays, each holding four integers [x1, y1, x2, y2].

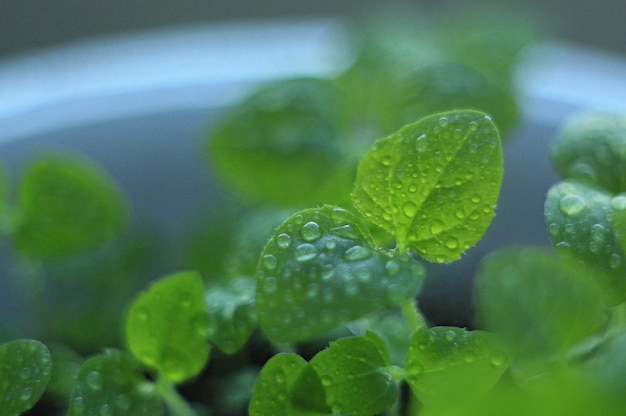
[[405, 326, 508, 406], [126, 271, 210, 383], [352, 109, 502, 261]]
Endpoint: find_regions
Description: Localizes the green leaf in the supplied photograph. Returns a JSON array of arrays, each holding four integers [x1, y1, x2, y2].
[[550, 112, 626, 194], [474, 247, 608, 360], [207, 78, 354, 207], [352, 109, 502, 261], [309, 332, 397, 416], [67, 349, 163, 416], [13, 154, 127, 259], [545, 180, 626, 304], [0, 339, 51, 415], [249, 353, 330, 416], [205, 277, 257, 354], [126, 271, 210, 383], [611, 194, 626, 255], [405, 326, 509, 406], [256, 206, 425, 343]]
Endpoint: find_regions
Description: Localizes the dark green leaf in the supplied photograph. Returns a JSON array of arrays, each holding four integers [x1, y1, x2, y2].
[[310, 332, 397, 416], [474, 247, 608, 360], [207, 78, 354, 207], [14, 154, 127, 259], [256, 206, 425, 343], [405, 326, 508, 406], [0, 339, 51, 415], [126, 271, 210, 383], [205, 277, 257, 354], [352, 110, 502, 261], [550, 112, 626, 193], [249, 353, 330, 416], [67, 349, 163, 416], [545, 180, 626, 303]]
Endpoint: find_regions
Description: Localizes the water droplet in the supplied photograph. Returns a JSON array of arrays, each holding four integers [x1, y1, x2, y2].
[[430, 220, 445, 234], [610, 253, 622, 269], [72, 396, 85, 412], [295, 244, 318, 262], [100, 403, 113, 416], [464, 353, 476, 363], [408, 362, 424, 376], [19, 367, 32, 380], [444, 330, 456, 341], [555, 241, 570, 250], [85, 371, 103, 391], [344, 280, 359, 296], [438, 116, 449, 127], [559, 194, 586, 216], [403, 201, 418, 217], [471, 195, 481, 204], [321, 264, 335, 281], [262, 254, 277, 270], [294, 214, 304, 224], [416, 134, 427, 152], [611, 195, 626, 210], [276, 233, 292, 249], [384, 283, 406, 306], [445, 237, 459, 249], [355, 267, 372, 282], [20, 387, 33, 401], [321, 375, 332, 386], [344, 246, 372, 262], [301, 221, 322, 242], [385, 260, 400, 277], [115, 394, 131, 411], [263, 277, 278, 293], [381, 155, 391, 166], [490, 352, 507, 367], [408, 183, 418, 193], [468, 121, 478, 131], [306, 283, 320, 298], [590, 224, 606, 242]]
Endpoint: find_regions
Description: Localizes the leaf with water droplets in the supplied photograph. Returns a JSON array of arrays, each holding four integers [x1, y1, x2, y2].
[[13, 154, 127, 259], [67, 349, 163, 416], [474, 247, 608, 361], [126, 271, 211, 383], [309, 332, 397, 416], [0, 339, 51, 415], [249, 353, 330, 416], [204, 277, 257, 354], [545, 180, 626, 304], [550, 112, 626, 194], [351, 110, 502, 262], [405, 326, 508, 406], [207, 78, 354, 207], [256, 206, 426, 343]]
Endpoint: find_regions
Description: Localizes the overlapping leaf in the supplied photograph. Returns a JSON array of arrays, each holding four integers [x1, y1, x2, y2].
[[256, 206, 425, 343], [352, 109, 502, 262]]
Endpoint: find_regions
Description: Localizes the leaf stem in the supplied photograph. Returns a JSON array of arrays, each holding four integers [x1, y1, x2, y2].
[[401, 297, 426, 333], [156, 376, 196, 416]]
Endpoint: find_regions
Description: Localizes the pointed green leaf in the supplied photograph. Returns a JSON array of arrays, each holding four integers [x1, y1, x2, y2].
[[14, 154, 127, 259], [67, 349, 163, 416], [249, 353, 330, 416], [126, 271, 210, 383], [550, 112, 626, 193], [256, 206, 425, 343], [310, 332, 397, 416], [475, 247, 608, 360], [207, 78, 354, 207], [0, 339, 51, 415], [405, 326, 508, 406], [205, 277, 257, 354], [352, 110, 502, 261], [545, 180, 626, 304]]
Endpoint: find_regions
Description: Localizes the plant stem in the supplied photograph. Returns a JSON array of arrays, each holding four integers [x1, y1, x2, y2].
[[401, 297, 426, 333], [156, 376, 196, 416]]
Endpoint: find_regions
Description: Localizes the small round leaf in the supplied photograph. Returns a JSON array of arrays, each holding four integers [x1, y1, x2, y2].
[[126, 271, 210, 383]]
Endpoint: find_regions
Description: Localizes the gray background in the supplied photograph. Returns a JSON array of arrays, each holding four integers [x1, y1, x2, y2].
[[1, 0, 625, 59]]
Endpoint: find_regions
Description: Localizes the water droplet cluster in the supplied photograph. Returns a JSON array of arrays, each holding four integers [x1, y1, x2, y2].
[[256, 206, 425, 342]]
